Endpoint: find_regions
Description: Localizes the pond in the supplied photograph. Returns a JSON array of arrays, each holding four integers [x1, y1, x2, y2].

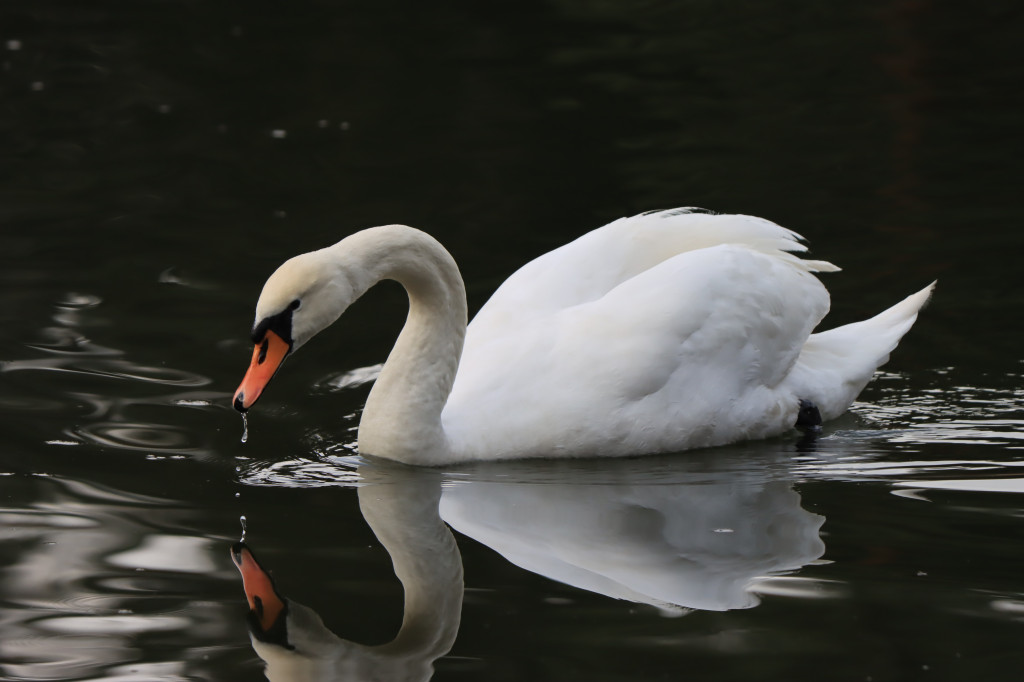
[[1, 1, 1022, 681]]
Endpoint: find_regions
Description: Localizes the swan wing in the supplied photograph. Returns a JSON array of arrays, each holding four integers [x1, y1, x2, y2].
[[466, 209, 836, 349], [445, 237, 831, 459]]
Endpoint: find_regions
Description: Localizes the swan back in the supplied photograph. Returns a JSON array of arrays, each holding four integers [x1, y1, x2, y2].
[[468, 209, 838, 345], [443, 210, 841, 460]]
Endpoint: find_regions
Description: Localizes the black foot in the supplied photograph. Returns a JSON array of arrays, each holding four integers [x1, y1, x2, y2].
[[795, 399, 822, 432]]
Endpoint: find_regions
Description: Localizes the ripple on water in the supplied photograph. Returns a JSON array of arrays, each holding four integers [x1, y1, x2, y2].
[[24, 326, 121, 356], [34, 613, 191, 635], [752, 576, 848, 601], [108, 534, 219, 573], [841, 371, 1024, 450], [1, 636, 130, 681], [2, 357, 210, 387], [313, 363, 383, 392], [157, 267, 216, 290], [51, 293, 105, 328], [238, 455, 363, 488], [56, 292, 103, 309], [0, 509, 99, 532], [894, 476, 1024, 496], [794, 370, 1024, 485], [72, 422, 199, 454], [14, 592, 131, 614]]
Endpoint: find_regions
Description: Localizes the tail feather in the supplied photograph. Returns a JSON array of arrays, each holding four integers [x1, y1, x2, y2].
[[788, 282, 935, 420]]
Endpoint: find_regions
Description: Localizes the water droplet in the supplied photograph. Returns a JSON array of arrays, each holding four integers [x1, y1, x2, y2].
[[6, 39, 22, 51], [271, 129, 287, 139], [240, 413, 248, 443], [239, 515, 247, 542]]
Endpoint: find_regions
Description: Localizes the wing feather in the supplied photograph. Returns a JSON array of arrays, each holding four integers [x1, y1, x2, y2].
[[445, 224, 831, 458]]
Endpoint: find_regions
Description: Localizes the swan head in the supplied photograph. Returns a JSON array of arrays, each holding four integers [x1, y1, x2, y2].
[[233, 250, 356, 412]]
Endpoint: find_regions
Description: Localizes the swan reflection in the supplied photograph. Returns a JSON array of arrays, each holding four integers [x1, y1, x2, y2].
[[441, 450, 825, 612], [233, 465, 463, 682], [235, 450, 824, 678]]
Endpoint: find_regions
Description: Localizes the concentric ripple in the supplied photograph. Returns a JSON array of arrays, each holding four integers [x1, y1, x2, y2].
[[71, 423, 198, 454]]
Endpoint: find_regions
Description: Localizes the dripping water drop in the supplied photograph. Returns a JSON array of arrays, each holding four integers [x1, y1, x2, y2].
[[240, 413, 249, 443], [239, 515, 247, 543]]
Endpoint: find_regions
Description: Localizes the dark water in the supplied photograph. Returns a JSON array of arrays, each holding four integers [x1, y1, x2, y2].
[[1, 1, 1023, 680]]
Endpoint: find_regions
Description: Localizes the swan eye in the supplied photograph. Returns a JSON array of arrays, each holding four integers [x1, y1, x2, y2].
[[289, 299, 301, 311]]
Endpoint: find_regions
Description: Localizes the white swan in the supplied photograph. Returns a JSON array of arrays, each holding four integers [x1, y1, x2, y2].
[[233, 208, 933, 465]]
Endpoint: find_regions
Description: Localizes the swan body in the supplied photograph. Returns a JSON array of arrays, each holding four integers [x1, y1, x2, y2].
[[234, 209, 933, 465]]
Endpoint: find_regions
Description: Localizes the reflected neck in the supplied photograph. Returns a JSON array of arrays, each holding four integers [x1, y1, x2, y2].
[[359, 469, 464, 662]]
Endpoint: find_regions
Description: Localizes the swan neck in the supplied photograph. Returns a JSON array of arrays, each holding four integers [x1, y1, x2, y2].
[[339, 226, 467, 465]]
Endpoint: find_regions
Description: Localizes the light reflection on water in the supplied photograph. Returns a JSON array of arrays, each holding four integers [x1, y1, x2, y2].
[[1, 290, 228, 462], [0, 475, 242, 681], [786, 370, 1024, 487], [857, 370, 1024, 445], [237, 455, 363, 488]]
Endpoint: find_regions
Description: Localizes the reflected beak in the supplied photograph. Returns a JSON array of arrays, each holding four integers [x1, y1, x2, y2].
[[233, 330, 290, 412], [231, 542, 287, 633]]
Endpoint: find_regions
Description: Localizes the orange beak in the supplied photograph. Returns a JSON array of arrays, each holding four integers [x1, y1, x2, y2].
[[233, 330, 290, 412], [231, 543, 286, 633]]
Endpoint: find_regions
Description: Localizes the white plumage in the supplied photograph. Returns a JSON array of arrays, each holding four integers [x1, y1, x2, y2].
[[238, 208, 933, 465]]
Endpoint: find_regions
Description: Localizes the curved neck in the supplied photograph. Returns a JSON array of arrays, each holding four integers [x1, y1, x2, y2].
[[333, 226, 467, 465], [358, 467, 464, 665]]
